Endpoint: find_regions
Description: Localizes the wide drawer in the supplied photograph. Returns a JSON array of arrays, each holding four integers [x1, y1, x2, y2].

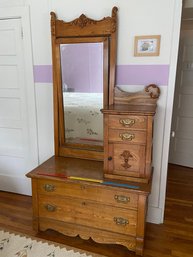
[[108, 115, 147, 130], [39, 195, 137, 236], [38, 179, 138, 209], [109, 129, 146, 144]]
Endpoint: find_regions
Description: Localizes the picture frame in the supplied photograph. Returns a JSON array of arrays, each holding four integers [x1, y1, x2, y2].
[[134, 35, 161, 57]]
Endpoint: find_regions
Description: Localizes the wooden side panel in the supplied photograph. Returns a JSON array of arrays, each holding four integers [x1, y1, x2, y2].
[[145, 116, 153, 178], [31, 179, 39, 232], [103, 114, 110, 172], [136, 194, 148, 256]]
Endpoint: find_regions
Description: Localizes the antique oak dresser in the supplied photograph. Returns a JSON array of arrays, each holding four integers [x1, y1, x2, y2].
[[26, 7, 160, 256]]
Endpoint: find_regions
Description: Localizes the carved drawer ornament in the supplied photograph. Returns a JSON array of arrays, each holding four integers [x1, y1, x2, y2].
[[70, 14, 97, 28], [120, 150, 133, 169], [50, 6, 118, 35], [69, 6, 118, 32]]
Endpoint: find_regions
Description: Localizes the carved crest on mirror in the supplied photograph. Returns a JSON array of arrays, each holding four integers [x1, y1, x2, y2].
[[50, 7, 118, 160]]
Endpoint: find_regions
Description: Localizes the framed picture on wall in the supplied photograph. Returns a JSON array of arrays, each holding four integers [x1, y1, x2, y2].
[[134, 35, 161, 56]]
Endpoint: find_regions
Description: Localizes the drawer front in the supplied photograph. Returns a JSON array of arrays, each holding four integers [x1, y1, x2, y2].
[[108, 144, 145, 177], [108, 115, 147, 130], [39, 195, 137, 236], [38, 179, 138, 209], [109, 129, 146, 144]]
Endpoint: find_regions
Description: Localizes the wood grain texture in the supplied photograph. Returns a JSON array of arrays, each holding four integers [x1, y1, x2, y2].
[[37, 178, 139, 209], [102, 104, 154, 182], [26, 155, 150, 255], [114, 85, 160, 105], [1, 164, 193, 257], [51, 7, 117, 160]]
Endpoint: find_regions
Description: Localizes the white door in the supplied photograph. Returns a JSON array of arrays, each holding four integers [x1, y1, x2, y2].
[[0, 18, 38, 195], [169, 30, 193, 167]]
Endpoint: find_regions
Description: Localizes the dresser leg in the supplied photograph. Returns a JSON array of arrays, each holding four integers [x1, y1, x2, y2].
[[135, 237, 144, 256], [32, 217, 39, 233]]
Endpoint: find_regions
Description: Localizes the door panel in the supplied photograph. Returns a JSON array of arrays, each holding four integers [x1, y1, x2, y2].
[[0, 18, 38, 194], [169, 30, 193, 167], [0, 29, 16, 55], [0, 98, 21, 119]]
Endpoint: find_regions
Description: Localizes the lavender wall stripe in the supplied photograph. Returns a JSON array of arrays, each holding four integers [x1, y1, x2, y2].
[[33, 65, 53, 83], [33, 64, 169, 85], [116, 65, 170, 86]]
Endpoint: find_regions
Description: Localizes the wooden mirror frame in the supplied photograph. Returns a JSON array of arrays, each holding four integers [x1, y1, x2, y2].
[[50, 7, 118, 160]]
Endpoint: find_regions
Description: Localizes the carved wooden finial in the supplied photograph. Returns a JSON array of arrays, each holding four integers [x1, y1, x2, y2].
[[112, 6, 118, 18], [145, 84, 160, 99], [110, 6, 118, 33], [50, 12, 57, 36], [50, 12, 57, 21]]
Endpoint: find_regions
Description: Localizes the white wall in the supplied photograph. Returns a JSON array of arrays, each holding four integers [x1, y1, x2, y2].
[[28, 0, 176, 65], [2, 0, 182, 223]]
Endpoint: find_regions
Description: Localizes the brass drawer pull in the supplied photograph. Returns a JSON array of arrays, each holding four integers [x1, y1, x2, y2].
[[119, 118, 135, 127], [114, 217, 129, 226], [44, 204, 56, 212], [119, 133, 135, 141], [43, 184, 55, 192], [114, 194, 130, 203]]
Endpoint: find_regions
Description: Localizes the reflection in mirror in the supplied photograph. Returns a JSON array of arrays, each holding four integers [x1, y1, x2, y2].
[[60, 42, 103, 147]]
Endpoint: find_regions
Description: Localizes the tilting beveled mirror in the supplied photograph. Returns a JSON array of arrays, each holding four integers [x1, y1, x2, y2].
[[50, 7, 118, 160]]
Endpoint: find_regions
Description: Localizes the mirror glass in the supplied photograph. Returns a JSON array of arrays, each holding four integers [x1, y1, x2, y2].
[[60, 42, 103, 147]]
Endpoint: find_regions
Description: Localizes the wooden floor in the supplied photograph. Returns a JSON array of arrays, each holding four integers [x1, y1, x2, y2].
[[0, 164, 193, 257]]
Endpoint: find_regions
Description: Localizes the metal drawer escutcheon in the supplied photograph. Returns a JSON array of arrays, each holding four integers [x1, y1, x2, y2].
[[44, 204, 56, 212], [114, 194, 130, 203], [44, 203, 57, 212], [119, 133, 135, 141], [43, 184, 55, 192], [119, 118, 135, 127], [114, 217, 129, 226]]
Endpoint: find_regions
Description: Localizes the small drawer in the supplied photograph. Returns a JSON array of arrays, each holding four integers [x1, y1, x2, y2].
[[108, 115, 147, 130], [109, 129, 146, 144], [38, 179, 138, 209], [39, 195, 137, 236]]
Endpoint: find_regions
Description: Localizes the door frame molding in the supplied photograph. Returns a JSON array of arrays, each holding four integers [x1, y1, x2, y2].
[[159, 0, 182, 222], [0, 6, 39, 185]]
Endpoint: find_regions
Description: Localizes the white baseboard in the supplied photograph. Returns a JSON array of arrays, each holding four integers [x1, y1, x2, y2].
[[147, 205, 163, 224], [0, 174, 32, 196]]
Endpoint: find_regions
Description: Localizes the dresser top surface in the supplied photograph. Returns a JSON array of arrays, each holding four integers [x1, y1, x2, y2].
[[102, 104, 157, 116], [26, 156, 152, 194]]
